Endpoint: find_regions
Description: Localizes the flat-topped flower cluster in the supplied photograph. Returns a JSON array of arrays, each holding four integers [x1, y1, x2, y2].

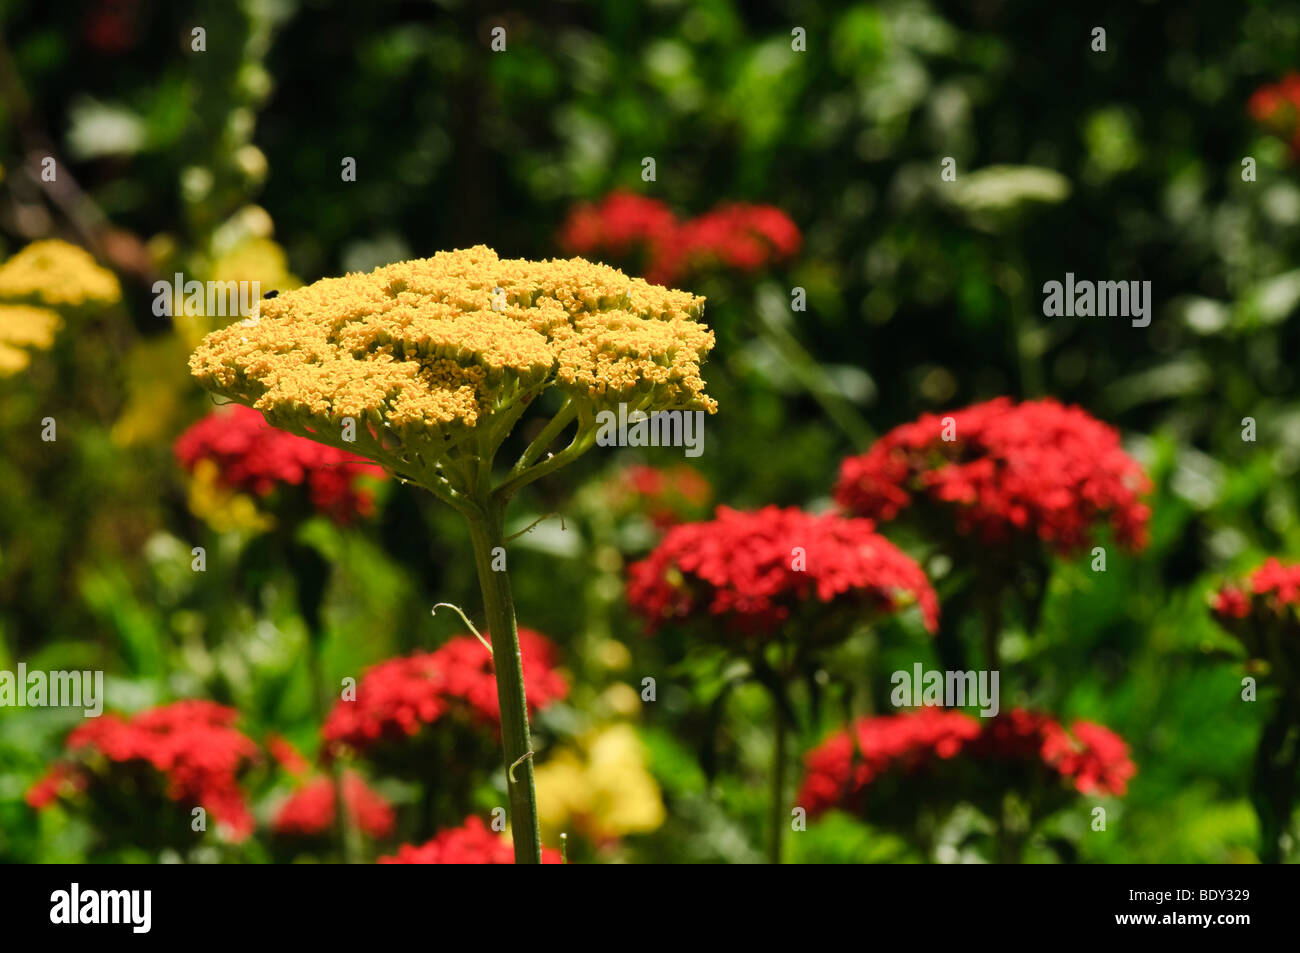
[[189, 246, 716, 459]]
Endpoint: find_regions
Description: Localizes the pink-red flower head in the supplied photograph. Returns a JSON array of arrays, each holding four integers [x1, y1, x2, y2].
[[559, 191, 800, 285], [1212, 558, 1300, 622], [605, 463, 712, 529], [798, 707, 1136, 819], [272, 771, 396, 839], [835, 398, 1151, 555], [1249, 74, 1300, 155], [626, 505, 939, 636], [29, 700, 259, 841], [322, 629, 568, 753], [175, 405, 384, 523], [378, 815, 562, 864], [1210, 558, 1300, 677]]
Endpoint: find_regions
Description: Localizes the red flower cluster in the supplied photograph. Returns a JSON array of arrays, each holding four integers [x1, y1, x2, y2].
[[322, 629, 568, 752], [1211, 558, 1300, 621], [798, 708, 1136, 818], [174, 405, 384, 523], [24, 762, 86, 810], [835, 398, 1151, 554], [970, 708, 1136, 797], [28, 700, 259, 840], [606, 463, 712, 529], [798, 708, 979, 815], [626, 505, 939, 635], [1249, 74, 1300, 154], [378, 815, 562, 864], [272, 772, 396, 839], [559, 192, 678, 258], [560, 190, 801, 284], [266, 734, 312, 776]]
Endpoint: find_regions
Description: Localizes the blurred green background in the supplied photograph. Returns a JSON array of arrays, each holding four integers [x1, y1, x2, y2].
[[2, 0, 1299, 863]]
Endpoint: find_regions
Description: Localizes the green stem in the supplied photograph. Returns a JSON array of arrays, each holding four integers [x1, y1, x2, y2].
[[752, 305, 872, 448], [994, 791, 1026, 864], [769, 695, 787, 865], [1252, 692, 1300, 864], [306, 637, 357, 863], [466, 504, 542, 864], [979, 571, 1003, 673]]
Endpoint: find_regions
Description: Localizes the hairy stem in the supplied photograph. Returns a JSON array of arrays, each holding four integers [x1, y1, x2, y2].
[[466, 503, 542, 864]]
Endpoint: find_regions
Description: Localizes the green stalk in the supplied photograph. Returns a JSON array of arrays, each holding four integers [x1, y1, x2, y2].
[[769, 698, 787, 865], [752, 305, 873, 448], [466, 502, 543, 864]]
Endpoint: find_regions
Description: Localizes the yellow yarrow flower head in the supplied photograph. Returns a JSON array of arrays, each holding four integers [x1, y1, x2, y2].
[[188, 246, 715, 509], [0, 304, 63, 377], [0, 239, 121, 311]]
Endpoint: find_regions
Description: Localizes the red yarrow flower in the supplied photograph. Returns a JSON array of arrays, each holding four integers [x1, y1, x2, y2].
[[652, 202, 802, 282], [266, 734, 312, 776], [559, 191, 801, 285], [798, 707, 1136, 818], [1212, 558, 1300, 621], [606, 463, 712, 529], [835, 398, 1151, 555], [1249, 74, 1300, 155], [559, 191, 677, 259], [29, 700, 259, 841], [968, 708, 1136, 796], [322, 629, 568, 753], [626, 505, 939, 635], [378, 815, 562, 864], [175, 405, 384, 523], [272, 771, 396, 839], [1210, 558, 1300, 672], [24, 762, 87, 810], [798, 707, 979, 816]]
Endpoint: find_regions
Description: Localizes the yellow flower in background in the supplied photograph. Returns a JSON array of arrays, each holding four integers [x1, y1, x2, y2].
[[211, 236, 299, 290], [184, 457, 274, 533], [0, 239, 120, 310], [0, 304, 63, 377], [172, 235, 303, 351], [111, 337, 189, 446], [535, 724, 665, 844], [114, 235, 303, 444], [0, 342, 30, 375]]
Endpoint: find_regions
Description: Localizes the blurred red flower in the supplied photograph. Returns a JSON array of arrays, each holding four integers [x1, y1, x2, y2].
[[378, 815, 562, 864], [798, 707, 1136, 819], [606, 463, 712, 529], [1210, 558, 1300, 669], [272, 771, 396, 839], [1249, 73, 1300, 154], [835, 397, 1150, 555], [559, 190, 800, 284], [175, 405, 384, 523], [29, 700, 259, 841]]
